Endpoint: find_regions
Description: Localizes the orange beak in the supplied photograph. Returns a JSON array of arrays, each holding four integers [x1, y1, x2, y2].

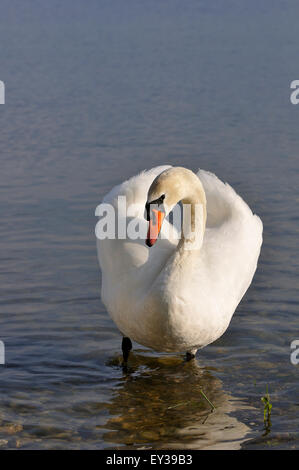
[[146, 209, 165, 247]]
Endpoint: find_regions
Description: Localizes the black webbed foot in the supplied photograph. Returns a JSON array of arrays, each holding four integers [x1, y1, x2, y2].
[[122, 336, 132, 363], [185, 351, 196, 361]]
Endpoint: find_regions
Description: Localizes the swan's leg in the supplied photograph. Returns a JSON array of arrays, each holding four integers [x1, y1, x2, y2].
[[186, 349, 197, 361], [122, 337, 132, 362]]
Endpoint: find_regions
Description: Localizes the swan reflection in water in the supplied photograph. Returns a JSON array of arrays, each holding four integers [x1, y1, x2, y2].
[[104, 351, 251, 450]]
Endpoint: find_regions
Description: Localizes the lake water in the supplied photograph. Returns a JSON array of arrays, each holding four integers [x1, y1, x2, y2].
[[0, 0, 298, 449]]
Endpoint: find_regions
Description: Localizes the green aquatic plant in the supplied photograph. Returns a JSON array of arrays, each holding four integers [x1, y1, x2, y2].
[[166, 389, 216, 412], [199, 389, 216, 411], [261, 385, 272, 426]]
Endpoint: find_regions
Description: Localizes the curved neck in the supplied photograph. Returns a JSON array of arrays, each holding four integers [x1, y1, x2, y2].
[[177, 184, 207, 252], [165, 184, 207, 291]]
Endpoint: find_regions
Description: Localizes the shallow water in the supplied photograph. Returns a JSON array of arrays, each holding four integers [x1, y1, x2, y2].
[[0, 0, 298, 449]]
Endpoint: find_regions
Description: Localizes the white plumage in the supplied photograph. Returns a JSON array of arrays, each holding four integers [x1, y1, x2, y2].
[[97, 166, 262, 355]]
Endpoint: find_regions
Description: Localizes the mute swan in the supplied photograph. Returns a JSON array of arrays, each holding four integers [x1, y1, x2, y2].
[[96, 166, 263, 361]]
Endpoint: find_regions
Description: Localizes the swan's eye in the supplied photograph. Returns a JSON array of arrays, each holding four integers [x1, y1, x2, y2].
[[156, 194, 165, 205]]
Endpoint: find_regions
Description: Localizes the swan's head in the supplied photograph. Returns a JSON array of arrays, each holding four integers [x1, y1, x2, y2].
[[145, 167, 206, 247], [145, 192, 166, 247]]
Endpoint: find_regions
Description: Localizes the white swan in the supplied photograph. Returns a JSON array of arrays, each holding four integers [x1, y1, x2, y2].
[[96, 166, 263, 360]]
